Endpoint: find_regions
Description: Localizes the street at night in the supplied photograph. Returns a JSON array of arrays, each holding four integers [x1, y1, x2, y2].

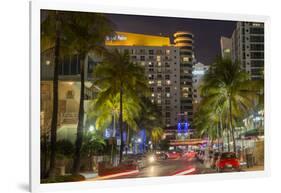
[[40, 9, 264, 184]]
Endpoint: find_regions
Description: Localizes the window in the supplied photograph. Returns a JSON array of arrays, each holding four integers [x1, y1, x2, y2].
[[157, 55, 161, 61], [166, 49, 170, 55], [166, 80, 171, 85], [165, 87, 170, 92], [148, 62, 154, 67], [165, 75, 170, 80], [140, 55, 145, 61], [166, 93, 170, 98], [157, 80, 162, 86], [250, 44, 264, 51], [250, 36, 264, 42], [66, 90, 74, 99], [250, 28, 264, 34], [250, 52, 264, 59], [149, 49, 154, 55]]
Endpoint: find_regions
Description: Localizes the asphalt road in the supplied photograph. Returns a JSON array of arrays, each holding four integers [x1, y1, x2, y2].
[[111, 158, 205, 179]]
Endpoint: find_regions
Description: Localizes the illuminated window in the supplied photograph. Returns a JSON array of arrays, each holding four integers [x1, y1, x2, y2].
[[166, 80, 171, 85], [157, 99, 161, 104], [166, 93, 170, 97], [149, 80, 154, 84], [166, 50, 170, 55], [157, 62, 161, 66], [151, 93, 155, 97], [157, 80, 162, 86], [140, 61, 145, 66], [183, 57, 189, 62], [157, 55, 161, 61]]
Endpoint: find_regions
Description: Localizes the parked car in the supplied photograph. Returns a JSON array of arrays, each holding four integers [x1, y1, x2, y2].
[[216, 152, 240, 172]]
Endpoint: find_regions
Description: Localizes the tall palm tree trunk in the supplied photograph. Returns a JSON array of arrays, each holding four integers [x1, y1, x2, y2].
[[229, 98, 237, 153], [226, 123, 230, 152], [119, 83, 124, 163], [73, 54, 85, 174], [48, 11, 60, 178], [110, 114, 115, 164]]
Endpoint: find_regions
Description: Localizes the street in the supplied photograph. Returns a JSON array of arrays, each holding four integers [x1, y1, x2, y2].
[[96, 158, 205, 180]]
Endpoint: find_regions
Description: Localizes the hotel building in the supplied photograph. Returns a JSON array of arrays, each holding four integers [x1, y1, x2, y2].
[[105, 32, 181, 127], [174, 32, 195, 122], [40, 31, 195, 145], [231, 22, 264, 80], [192, 62, 209, 113], [220, 36, 232, 59]]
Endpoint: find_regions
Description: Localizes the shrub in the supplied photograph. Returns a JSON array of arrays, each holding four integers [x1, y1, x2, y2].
[[41, 174, 85, 184]]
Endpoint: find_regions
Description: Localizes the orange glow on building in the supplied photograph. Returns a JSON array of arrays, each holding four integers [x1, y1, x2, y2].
[[105, 31, 171, 47]]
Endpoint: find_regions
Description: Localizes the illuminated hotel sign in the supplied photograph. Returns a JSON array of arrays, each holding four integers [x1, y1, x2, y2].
[[106, 34, 127, 41], [105, 31, 171, 46]]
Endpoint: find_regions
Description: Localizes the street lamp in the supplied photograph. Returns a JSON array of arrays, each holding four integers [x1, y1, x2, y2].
[[89, 125, 95, 132]]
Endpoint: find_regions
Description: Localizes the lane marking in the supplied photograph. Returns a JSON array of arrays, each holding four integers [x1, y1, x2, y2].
[[172, 167, 196, 176]]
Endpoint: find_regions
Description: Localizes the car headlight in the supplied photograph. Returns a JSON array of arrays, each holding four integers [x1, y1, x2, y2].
[[148, 156, 155, 163]]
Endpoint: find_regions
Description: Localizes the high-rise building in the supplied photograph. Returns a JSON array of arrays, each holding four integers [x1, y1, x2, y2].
[[231, 22, 264, 80], [192, 62, 209, 113], [220, 36, 232, 59], [173, 31, 195, 123], [105, 32, 181, 127]]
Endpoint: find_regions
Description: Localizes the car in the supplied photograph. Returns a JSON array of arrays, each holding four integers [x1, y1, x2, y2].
[[165, 150, 182, 159], [216, 152, 240, 172], [155, 151, 168, 160], [136, 153, 156, 169]]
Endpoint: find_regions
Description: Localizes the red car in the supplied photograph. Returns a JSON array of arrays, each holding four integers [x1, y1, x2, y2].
[[216, 152, 240, 172], [166, 150, 182, 159]]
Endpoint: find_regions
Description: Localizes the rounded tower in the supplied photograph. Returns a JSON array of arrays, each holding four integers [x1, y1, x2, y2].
[[174, 31, 195, 123]]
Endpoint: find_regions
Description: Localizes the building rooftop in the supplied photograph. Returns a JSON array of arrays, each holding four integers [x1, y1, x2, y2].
[[105, 31, 171, 47]]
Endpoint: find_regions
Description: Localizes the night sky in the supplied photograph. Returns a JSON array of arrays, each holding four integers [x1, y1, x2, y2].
[[106, 13, 237, 65]]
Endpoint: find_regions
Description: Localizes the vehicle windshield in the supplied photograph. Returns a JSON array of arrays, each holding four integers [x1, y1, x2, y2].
[[221, 153, 236, 159]]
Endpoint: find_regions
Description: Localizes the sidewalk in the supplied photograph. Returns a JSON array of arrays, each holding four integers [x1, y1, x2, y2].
[[242, 165, 264, 172]]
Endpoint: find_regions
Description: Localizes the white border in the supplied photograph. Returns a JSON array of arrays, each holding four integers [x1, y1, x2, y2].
[[30, 0, 271, 192]]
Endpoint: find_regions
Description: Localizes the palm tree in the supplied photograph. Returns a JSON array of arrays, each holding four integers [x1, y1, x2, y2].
[[150, 127, 164, 151], [94, 49, 149, 163], [64, 12, 114, 174], [41, 10, 69, 178], [200, 58, 262, 153], [88, 93, 142, 163]]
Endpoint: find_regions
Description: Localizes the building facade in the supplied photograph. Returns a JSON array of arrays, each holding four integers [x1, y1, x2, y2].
[[192, 62, 209, 113], [173, 31, 195, 123], [220, 36, 232, 59], [105, 32, 181, 127], [231, 21, 264, 80]]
